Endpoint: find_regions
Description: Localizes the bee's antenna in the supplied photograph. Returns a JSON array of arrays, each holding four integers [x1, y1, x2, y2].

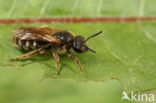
[[87, 47, 96, 53], [85, 31, 102, 42]]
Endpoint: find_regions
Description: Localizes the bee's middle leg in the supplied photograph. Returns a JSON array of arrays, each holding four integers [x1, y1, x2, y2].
[[9, 48, 46, 61], [52, 50, 60, 75]]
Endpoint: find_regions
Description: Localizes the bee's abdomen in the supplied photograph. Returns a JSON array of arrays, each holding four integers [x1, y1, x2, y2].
[[12, 37, 48, 51]]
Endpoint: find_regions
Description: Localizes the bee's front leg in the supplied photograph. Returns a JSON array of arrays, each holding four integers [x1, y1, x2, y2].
[[68, 51, 82, 72], [52, 50, 60, 75], [9, 48, 45, 61]]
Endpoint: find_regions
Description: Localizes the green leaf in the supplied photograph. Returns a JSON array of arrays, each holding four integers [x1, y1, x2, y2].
[[0, 21, 155, 93]]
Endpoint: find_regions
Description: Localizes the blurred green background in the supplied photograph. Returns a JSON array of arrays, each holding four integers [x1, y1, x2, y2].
[[0, 0, 156, 103], [0, 0, 155, 18]]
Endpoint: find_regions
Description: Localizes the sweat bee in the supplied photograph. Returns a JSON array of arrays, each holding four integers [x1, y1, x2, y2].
[[10, 26, 102, 75]]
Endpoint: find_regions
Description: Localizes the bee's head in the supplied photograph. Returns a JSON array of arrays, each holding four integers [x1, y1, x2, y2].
[[72, 31, 102, 53]]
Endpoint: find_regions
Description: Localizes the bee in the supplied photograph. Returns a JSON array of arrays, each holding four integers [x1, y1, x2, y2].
[[10, 26, 102, 75]]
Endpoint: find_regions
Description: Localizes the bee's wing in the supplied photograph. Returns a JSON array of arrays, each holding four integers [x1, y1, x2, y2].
[[40, 26, 65, 35], [12, 27, 61, 43], [49, 28, 65, 35], [49, 27, 75, 36]]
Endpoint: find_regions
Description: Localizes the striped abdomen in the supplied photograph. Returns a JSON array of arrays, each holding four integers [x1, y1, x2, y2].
[[12, 37, 49, 51]]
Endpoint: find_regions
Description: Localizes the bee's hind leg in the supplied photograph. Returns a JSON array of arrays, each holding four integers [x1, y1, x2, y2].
[[52, 50, 60, 75], [68, 51, 82, 72], [9, 48, 45, 61]]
